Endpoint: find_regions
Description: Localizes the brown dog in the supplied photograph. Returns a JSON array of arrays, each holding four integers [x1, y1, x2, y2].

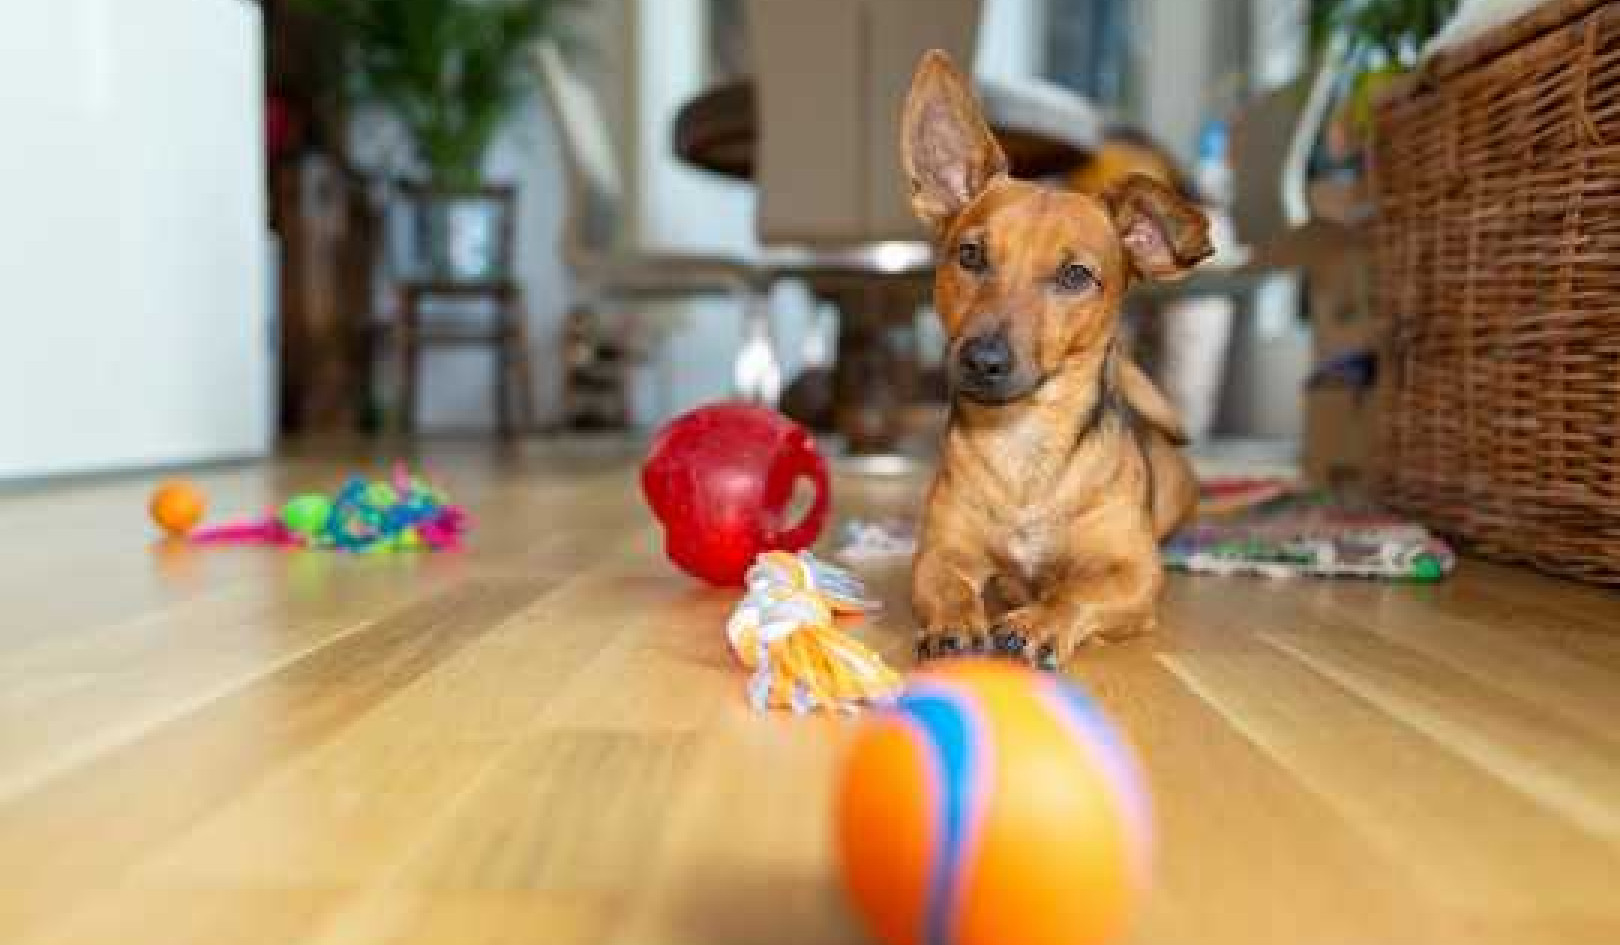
[[905, 51, 1210, 669]]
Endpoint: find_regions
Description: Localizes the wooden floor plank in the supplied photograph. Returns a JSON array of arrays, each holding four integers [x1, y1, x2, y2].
[[1258, 628, 1620, 842], [89, 545, 658, 890], [1284, 582, 1620, 747], [21, 536, 689, 945], [1414, 566, 1620, 669], [0, 471, 639, 802], [1, 446, 1617, 945], [605, 723, 863, 945], [29, 888, 345, 945], [1159, 647, 1620, 935], [0, 576, 549, 941], [1071, 650, 1459, 945]]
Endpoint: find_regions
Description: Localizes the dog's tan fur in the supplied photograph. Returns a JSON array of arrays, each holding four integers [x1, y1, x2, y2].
[[904, 51, 1211, 668]]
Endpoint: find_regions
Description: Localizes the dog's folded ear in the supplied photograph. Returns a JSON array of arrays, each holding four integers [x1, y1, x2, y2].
[[1106, 173, 1213, 282], [902, 50, 1008, 236]]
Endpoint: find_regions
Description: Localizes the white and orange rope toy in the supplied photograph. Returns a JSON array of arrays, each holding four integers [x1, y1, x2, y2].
[[725, 551, 903, 713]]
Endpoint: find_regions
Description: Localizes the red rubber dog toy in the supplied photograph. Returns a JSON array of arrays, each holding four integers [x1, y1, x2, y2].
[[641, 404, 830, 587]]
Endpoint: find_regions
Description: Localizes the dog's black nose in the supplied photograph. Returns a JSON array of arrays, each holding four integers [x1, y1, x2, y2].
[[959, 333, 1012, 382]]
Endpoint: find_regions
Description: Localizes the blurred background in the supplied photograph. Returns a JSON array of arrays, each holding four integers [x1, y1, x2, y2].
[[1, 0, 1441, 482]]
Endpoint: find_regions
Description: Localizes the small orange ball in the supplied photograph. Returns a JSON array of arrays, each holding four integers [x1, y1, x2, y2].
[[835, 658, 1153, 945], [150, 480, 206, 536]]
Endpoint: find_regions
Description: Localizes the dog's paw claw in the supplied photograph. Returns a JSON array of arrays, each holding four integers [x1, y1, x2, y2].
[[1033, 642, 1060, 672], [990, 628, 1027, 658], [917, 631, 968, 661]]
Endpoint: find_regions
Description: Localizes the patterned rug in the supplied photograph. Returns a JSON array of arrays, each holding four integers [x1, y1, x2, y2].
[[1164, 479, 1455, 582], [834, 479, 1456, 583]]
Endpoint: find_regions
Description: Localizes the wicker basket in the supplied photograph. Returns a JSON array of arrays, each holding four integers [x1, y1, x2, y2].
[[1370, 0, 1620, 584]]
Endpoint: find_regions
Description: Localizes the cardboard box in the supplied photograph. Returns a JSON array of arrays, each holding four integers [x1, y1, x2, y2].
[[1308, 246, 1376, 360], [1303, 385, 1376, 489], [1300, 231, 1379, 489]]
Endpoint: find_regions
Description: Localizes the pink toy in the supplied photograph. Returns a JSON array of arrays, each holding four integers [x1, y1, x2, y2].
[[641, 404, 830, 587]]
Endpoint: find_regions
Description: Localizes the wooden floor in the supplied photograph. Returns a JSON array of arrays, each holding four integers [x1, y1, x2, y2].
[[2, 441, 1618, 945]]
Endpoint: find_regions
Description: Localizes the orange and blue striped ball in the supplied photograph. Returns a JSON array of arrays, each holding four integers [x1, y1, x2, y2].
[[835, 658, 1152, 945]]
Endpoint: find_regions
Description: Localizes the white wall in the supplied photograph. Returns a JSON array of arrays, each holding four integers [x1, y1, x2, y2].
[[0, 0, 271, 479]]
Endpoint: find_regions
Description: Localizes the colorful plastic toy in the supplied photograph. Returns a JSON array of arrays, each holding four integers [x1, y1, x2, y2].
[[725, 550, 901, 713], [189, 466, 466, 552], [150, 481, 207, 536], [836, 659, 1152, 945], [641, 404, 830, 587]]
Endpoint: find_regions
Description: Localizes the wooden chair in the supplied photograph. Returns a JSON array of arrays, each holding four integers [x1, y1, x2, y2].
[[534, 41, 776, 409], [392, 183, 540, 441]]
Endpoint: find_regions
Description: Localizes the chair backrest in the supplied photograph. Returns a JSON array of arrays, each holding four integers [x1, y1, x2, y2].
[[535, 40, 625, 260], [1227, 44, 1349, 250], [1226, 83, 1305, 250], [747, 0, 983, 247]]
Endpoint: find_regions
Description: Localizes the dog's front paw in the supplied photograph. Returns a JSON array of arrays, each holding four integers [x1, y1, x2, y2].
[[991, 628, 1063, 670], [990, 609, 1100, 671]]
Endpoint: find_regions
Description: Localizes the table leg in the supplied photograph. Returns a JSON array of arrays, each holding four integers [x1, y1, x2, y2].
[[494, 300, 515, 443], [825, 280, 926, 454], [397, 291, 420, 439], [507, 296, 540, 436]]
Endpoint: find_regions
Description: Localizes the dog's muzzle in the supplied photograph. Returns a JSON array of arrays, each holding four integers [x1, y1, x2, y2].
[[951, 331, 1035, 404]]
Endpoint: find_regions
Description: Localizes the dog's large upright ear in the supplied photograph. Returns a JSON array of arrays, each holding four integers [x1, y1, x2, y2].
[[902, 50, 1008, 235], [1106, 173, 1213, 282]]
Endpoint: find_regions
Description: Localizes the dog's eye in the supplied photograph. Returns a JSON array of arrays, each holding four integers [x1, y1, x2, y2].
[[956, 240, 989, 273], [1055, 261, 1098, 293]]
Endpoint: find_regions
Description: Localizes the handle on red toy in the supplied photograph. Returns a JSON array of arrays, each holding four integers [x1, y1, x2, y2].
[[772, 434, 831, 551]]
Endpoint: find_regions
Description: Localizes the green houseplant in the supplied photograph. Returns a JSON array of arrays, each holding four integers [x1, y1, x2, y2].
[[1312, 0, 1460, 135], [297, 0, 579, 279], [1312, 0, 1460, 66]]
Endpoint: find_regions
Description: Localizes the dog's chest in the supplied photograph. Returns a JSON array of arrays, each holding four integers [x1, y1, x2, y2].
[[952, 411, 1135, 580], [1001, 514, 1057, 581], [989, 460, 1135, 582]]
